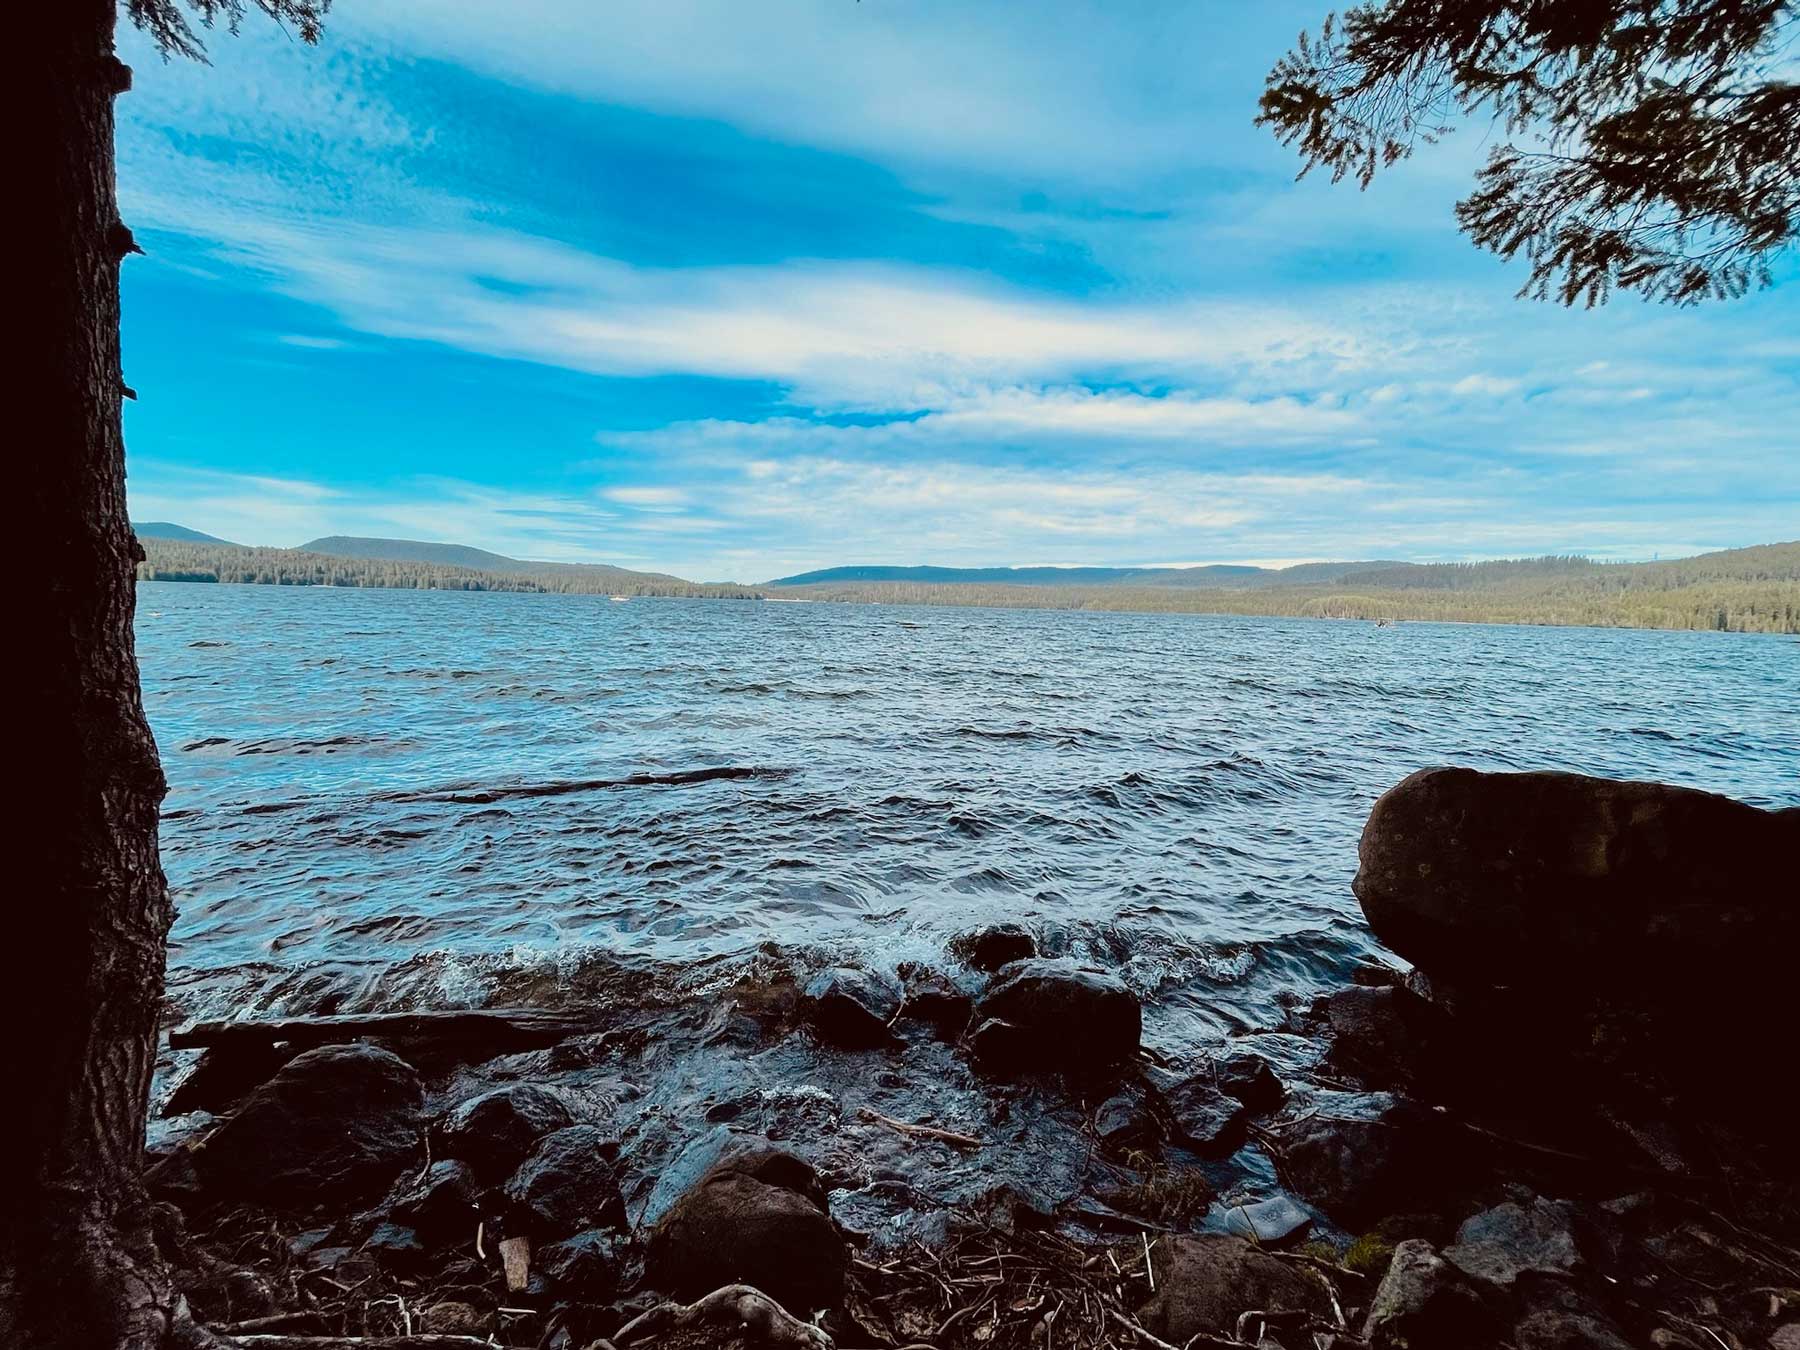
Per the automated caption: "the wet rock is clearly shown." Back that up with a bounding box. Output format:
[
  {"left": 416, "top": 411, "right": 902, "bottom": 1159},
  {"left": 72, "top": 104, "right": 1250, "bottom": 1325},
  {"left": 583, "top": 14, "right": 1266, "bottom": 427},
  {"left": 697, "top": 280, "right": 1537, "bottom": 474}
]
[
  {"left": 436, "top": 1083, "right": 577, "bottom": 1180},
  {"left": 1211, "top": 1047, "right": 1285, "bottom": 1113},
  {"left": 1134, "top": 1235, "right": 1331, "bottom": 1342},
  {"left": 502, "top": 1124, "right": 626, "bottom": 1240},
  {"left": 362, "top": 1221, "right": 426, "bottom": 1269},
  {"left": 391, "top": 1159, "right": 481, "bottom": 1244},
  {"left": 970, "top": 958, "right": 1140, "bottom": 1074},
  {"left": 1094, "top": 1083, "right": 1163, "bottom": 1153},
  {"left": 1326, "top": 984, "right": 1450, "bottom": 1089},
  {"left": 803, "top": 966, "right": 901, "bottom": 1048},
  {"left": 894, "top": 966, "right": 973, "bottom": 1039},
  {"left": 1353, "top": 768, "right": 1799, "bottom": 999},
  {"left": 1164, "top": 1076, "right": 1248, "bottom": 1156},
  {"left": 164, "top": 1040, "right": 300, "bottom": 1118},
  {"left": 950, "top": 922, "right": 1037, "bottom": 972},
  {"left": 1363, "top": 1239, "right": 1501, "bottom": 1350},
  {"left": 1221, "top": 1194, "right": 1313, "bottom": 1245},
  {"left": 640, "top": 1128, "right": 828, "bottom": 1231},
  {"left": 646, "top": 1143, "right": 846, "bottom": 1313},
  {"left": 1446, "top": 1196, "right": 1583, "bottom": 1287},
  {"left": 538, "top": 1228, "right": 625, "bottom": 1300},
  {"left": 192, "top": 1043, "right": 423, "bottom": 1206},
  {"left": 1278, "top": 1094, "right": 1463, "bottom": 1230}
]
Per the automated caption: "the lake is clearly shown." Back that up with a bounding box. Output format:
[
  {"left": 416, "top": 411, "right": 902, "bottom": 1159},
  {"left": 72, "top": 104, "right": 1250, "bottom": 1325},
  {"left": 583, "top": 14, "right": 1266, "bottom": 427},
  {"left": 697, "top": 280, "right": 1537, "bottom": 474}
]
[{"left": 137, "top": 582, "right": 1799, "bottom": 1057}]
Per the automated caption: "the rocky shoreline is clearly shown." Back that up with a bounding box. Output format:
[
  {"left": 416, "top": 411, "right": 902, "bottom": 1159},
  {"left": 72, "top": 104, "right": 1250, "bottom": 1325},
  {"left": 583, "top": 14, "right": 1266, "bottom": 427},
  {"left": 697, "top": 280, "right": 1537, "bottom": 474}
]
[{"left": 144, "top": 768, "right": 1799, "bottom": 1349}]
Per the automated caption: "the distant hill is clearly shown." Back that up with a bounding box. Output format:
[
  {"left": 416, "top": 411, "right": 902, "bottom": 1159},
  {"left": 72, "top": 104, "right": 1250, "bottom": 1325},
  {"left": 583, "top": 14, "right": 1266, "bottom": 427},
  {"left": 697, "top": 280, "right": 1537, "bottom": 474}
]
[
  {"left": 132, "top": 521, "right": 240, "bottom": 547},
  {"left": 765, "top": 543, "right": 1800, "bottom": 634},
  {"left": 769, "top": 560, "right": 1400, "bottom": 589},
  {"left": 300, "top": 536, "right": 534, "bottom": 572}
]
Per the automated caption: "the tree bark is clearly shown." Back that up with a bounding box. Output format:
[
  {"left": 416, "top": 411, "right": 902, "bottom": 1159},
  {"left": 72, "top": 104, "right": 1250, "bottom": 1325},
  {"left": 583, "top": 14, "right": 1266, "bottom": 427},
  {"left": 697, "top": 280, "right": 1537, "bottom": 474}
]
[{"left": 4, "top": 3, "right": 182, "bottom": 1346}]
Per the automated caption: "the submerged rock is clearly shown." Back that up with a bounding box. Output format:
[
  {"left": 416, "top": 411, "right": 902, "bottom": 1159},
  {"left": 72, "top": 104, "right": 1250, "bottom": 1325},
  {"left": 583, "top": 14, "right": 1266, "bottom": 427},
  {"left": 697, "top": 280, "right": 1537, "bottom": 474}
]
[
  {"left": 1353, "top": 767, "right": 1799, "bottom": 998},
  {"left": 1363, "top": 1239, "right": 1500, "bottom": 1350},
  {"left": 436, "top": 1083, "right": 577, "bottom": 1180},
  {"left": 804, "top": 966, "right": 901, "bottom": 1048},
  {"left": 950, "top": 923, "right": 1037, "bottom": 972},
  {"left": 502, "top": 1124, "right": 626, "bottom": 1240},
  {"left": 646, "top": 1142, "right": 846, "bottom": 1313},
  {"left": 970, "top": 958, "right": 1140, "bottom": 1074},
  {"left": 1134, "top": 1235, "right": 1330, "bottom": 1342},
  {"left": 193, "top": 1043, "right": 423, "bottom": 1207}
]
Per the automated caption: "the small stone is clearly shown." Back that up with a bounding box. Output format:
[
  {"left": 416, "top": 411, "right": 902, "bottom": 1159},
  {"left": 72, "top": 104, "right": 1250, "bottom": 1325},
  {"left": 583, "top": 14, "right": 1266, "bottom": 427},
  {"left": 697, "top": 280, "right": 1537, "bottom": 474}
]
[
  {"left": 950, "top": 923, "right": 1037, "bottom": 972},
  {"left": 804, "top": 966, "right": 901, "bottom": 1048},
  {"left": 1221, "top": 1195, "right": 1313, "bottom": 1245},
  {"left": 419, "top": 1302, "right": 485, "bottom": 1336},
  {"left": 1164, "top": 1077, "right": 1248, "bottom": 1156},
  {"left": 390, "top": 1159, "right": 480, "bottom": 1244},
  {"left": 1211, "top": 1047, "right": 1285, "bottom": 1113},
  {"left": 537, "top": 1228, "right": 625, "bottom": 1300},
  {"left": 362, "top": 1222, "right": 425, "bottom": 1269},
  {"left": 502, "top": 1125, "right": 626, "bottom": 1240},
  {"left": 1094, "top": 1085, "right": 1163, "bottom": 1152},
  {"left": 436, "top": 1084, "right": 577, "bottom": 1180},
  {"left": 894, "top": 967, "right": 974, "bottom": 1038}
]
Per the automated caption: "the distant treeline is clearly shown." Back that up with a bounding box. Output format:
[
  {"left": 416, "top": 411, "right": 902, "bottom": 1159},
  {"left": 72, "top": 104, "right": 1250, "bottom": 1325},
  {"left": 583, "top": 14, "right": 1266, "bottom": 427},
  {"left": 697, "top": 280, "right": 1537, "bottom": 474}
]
[
  {"left": 137, "top": 540, "right": 764, "bottom": 599},
  {"left": 776, "top": 543, "right": 1800, "bottom": 634}
]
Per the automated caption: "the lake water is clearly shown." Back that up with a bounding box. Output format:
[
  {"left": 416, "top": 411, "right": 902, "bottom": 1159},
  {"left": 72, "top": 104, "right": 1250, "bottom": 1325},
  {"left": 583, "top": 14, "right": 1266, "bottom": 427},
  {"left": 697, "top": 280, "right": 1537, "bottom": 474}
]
[{"left": 137, "top": 582, "right": 1799, "bottom": 1056}]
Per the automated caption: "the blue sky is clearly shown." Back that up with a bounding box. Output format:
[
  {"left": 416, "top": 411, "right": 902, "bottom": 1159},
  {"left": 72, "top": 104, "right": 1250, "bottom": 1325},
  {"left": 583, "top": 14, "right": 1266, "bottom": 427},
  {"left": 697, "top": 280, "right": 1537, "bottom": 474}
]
[{"left": 118, "top": 1, "right": 1798, "bottom": 581}]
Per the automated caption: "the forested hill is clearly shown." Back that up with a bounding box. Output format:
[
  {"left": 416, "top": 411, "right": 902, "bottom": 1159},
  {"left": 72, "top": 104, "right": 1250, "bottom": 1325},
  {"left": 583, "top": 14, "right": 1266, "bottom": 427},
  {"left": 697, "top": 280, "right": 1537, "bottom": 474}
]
[
  {"left": 132, "top": 521, "right": 240, "bottom": 546},
  {"left": 136, "top": 537, "right": 762, "bottom": 599},
  {"left": 770, "top": 543, "right": 1800, "bottom": 634}
]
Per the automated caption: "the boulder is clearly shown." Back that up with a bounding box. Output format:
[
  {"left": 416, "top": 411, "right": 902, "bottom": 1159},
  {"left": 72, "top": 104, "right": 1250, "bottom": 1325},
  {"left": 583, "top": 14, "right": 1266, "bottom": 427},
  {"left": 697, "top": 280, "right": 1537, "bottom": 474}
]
[
  {"left": 164, "top": 1041, "right": 299, "bottom": 1118},
  {"left": 1446, "top": 1197, "right": 1583, "bottom": 1287},
  {"left": 646, "top": 1144, "right": 845, "bottom": 1313},
  {"left": 1278, "top": 1094, "right": 1465, "bottom": 1230},
  {"left": 1353, "top": 768, "right": 1799, "bottom": 998},
  {"left": 436, "top": 1083, "right": 577, "bottom": 1180},
  {"left": 390, "top": 1159, "right": 481, "bottom": 1244},
  {"left": 640, "top": 1128, "right": 828, "bottom": 1231},
  {"left": 894, "top": 966, "right": 973, "bottom": 1039},
  {"left": 950, "top": 923, "right": 1037, "bottom": 972},
  {"left": 502, "top": 1124, "right": 626, "bottom": 1240},
  {"left": 192, "top": 1044, "right": 423, "bottom": 1207},
  {"left": 1134, "top": 1235, "right": 1330, "bottom": 1342},
  {"left": 1363, "top": 1239, "right": 1501, "bottom": 1350},
  {"left": 1163, "top": 1076, "right": 1248, "bottom": 1156},
  {"left": 970, "top": 959, "right": 1140, "bottom": 1074},
  {"left": 803, "top": 966, "right": 900, "bottom": 1048}
]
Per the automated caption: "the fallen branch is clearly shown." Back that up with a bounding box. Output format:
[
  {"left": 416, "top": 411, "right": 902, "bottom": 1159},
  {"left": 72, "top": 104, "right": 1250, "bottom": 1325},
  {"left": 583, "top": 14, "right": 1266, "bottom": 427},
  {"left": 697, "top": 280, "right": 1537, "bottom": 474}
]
[
  {"left": 228, "top": 1337, "right": 495, "bottom": 1349},
  {"left": 857, "top": 1106, "right": 981, "bottom": 1150}
]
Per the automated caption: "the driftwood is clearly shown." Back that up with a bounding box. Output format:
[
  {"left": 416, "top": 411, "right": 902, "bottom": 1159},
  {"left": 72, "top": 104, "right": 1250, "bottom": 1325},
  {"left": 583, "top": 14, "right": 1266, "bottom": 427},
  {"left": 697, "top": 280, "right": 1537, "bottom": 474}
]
[
  {"left": 228, "top": 1338, "right": 497, "bottom": 1349},
  {"left": 608, "top": 1284, "right": 833, "bottom": 1348},
  {"left": 170, "top": 1007, "right": 596, "bottom": 1053}
]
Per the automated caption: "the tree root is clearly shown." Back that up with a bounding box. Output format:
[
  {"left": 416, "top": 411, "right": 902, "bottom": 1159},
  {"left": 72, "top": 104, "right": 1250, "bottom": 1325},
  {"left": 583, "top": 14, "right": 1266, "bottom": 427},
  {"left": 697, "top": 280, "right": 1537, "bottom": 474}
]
[{"left": 608, "top": 1284, "right": 833, "bottom": 1349}]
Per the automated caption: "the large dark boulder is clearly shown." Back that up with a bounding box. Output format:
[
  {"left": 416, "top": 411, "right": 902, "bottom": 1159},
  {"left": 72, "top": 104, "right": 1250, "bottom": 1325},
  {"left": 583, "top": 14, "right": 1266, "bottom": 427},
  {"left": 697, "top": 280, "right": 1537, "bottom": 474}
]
[
  {"left": 502, "top": 1124, "right": 626, "bottom": 1240},
  {"left": 970, "top": 958, "right": 1140, "bottom": 1074},
  {"left": 1354, "top": 768, "right": 1799, "bottom": 995},
  {"left": 1134, "top": 1235, "right": 1331, "bottom": 1342},
  {"left": 435, "top": 1083, "right": 577, "bottom": 1180},
  {"left": 192, "top": 1044, "right": 423, "bottom": 1207},
  {"left": 950, "top": 923, "right": 1037, "bottom": 972},
  {"left": 645, "top": 1142, "right": 845, "bottom": 1313}
]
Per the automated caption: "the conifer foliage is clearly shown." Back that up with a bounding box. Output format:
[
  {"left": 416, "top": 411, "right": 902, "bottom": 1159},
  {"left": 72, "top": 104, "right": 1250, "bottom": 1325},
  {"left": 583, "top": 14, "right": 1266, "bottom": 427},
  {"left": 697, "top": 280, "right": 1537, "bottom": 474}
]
[{"left": 1259, "top": 1, "right": 1800, "bottom": 303}]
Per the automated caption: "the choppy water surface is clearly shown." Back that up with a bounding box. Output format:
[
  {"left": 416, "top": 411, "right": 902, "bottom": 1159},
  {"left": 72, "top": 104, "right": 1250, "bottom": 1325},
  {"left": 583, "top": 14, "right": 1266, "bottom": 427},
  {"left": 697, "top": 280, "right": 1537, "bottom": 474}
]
[{"left": 138, "top": 583, "right": 1798, "bottom": 1054}]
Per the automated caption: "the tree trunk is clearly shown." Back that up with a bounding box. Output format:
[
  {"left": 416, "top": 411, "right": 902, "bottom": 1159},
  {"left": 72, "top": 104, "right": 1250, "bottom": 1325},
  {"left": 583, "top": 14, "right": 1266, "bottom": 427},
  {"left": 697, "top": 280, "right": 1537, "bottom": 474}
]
[{"left": 4, "top": 3, "right": 182, "bottom": 1346}]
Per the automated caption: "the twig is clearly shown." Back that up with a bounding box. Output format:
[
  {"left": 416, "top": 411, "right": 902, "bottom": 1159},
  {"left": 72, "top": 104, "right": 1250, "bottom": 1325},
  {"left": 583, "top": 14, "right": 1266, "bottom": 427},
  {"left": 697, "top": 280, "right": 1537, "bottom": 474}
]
[{"left": 857, "top": 1106, "right": 982, "bottom": 1149}]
